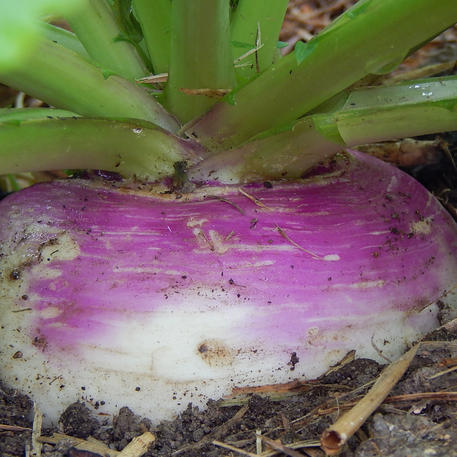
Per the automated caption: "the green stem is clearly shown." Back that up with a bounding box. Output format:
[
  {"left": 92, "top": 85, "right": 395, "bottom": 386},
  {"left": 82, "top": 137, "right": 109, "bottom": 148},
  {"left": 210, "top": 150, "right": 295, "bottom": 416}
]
[
  {"left": 0, "top": 117, "right": 202, "bottom": 181},
  {"left": 165, "top": 0, "right": 235, "bottom": 123},
  {"left": 133, "top": 0, "right": 171, "bottom": 74},
  {"left": 41, "top": 23, "right": 90, "bottom": 59},
  {"left": 0, "top": 108, "right": 80, "bottom": 122},
  {"left": 188, "top": 76, "right": 457, "bottom": 182},
  {"left": 187, "top": 0, "right": 457, "bottom": 150},
  {"left": 334, "top": 78, "right": 457, "bottom": 144},
  {"left": 0, "top": 37, "right": 179, "bottom": 132},
  {"left": 188, "top": 116, "right": 342, "bottom": 183},
  {"left": 230, "top": 0, "right": 288, "bottom": 83},
  {"left": 65, "top": 0, "right": 148, "bottom": 80}
]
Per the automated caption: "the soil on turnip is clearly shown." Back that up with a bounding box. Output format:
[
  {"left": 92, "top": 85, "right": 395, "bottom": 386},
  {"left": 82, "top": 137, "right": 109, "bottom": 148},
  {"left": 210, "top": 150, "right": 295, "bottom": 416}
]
[{"left": 2, "top": 2, "right": 457, "bottom": 456}]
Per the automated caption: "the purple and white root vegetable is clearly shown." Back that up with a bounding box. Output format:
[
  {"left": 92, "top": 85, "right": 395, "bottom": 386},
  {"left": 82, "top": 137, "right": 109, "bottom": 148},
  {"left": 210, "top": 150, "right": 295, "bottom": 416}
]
[{"left": 1, "top": 150, "right": 456, "bottom": 422}]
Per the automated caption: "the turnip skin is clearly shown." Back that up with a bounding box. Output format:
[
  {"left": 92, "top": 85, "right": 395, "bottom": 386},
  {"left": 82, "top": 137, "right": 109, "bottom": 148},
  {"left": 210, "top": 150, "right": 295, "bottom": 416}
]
[{"left": 0, "top": 150, "right": 456, "bottom": 422}]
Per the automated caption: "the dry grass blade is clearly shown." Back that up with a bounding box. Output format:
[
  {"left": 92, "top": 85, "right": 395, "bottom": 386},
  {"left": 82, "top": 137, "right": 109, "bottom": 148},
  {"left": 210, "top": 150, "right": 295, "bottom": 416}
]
[
  {"left": 179, "top": 88, "right": 232, "bottom": 98},
  {"left": 443, "top": 317, "right": 457, "bottom": 332},
  {"left": 234, "top": 43, "right": 265, "bottom": 64},
  {"left": 136, "top": 73, "right": 168, "bottom": 84},
  {"left": 118, "top": 432, "right": 155, "bottom": 457},
  {"left": 428, "top": 365, "right": 457, "bottom": 380},
  {"left": 256, "top": 429, "right": 263, "bottom": 454},
  {"left": 276, "top": 225, "right": 322, "bottom": 259},
  {"left": 238, "top": 188, "right": 270, "bottom": 209},
  {"left": 209, "top": 195, "right": 246, "bottom": 215},
  {"left": 320, "top": 344, "right": 419, "bottom": 455},
  {"left": 31, "top": 403, "right": 43, "bottom": 457},
  {"left": 323, "top": 351, "right": 356, "bottom": 376},
  {"left": 212, "top": 440, "right": 260, "bottom": 457},
  {"left": 288, "top": 381, "right": 375, "bottom": 434}
]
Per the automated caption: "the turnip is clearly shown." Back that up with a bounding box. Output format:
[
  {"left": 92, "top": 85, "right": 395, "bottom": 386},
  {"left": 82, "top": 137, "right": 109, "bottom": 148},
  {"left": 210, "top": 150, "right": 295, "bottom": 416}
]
[{"left": 0, "top": 0, "right": 457, "bottom": 423}]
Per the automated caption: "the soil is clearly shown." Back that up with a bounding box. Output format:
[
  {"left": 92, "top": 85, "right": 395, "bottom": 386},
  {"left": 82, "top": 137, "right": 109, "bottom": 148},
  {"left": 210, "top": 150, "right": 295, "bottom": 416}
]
[
  {"left": 2, "top": 328, "right": 457, "bottom": 457},
  {"left": 2, "top": 1, "right": 457, "bottom": 456}
]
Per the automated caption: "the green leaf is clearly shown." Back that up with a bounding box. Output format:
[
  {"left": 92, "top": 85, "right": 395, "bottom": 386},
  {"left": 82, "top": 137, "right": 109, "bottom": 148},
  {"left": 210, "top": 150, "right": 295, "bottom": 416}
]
[
  {"left": 226, "top": 92, "right": 237, "bottom": 106},
  {"left": 0, "top": 0, "right": 83, "bottom": 71},
  {"left": 7, "top": 175, "right": 21, "bottom": 192},
  {"left": 112, "top": 0, "right": 143, "bottom": 43},
  {"left": 294, "top": 40, "right": 317, "bottom": 65},
  {"left": 276, "top": 41, "right": 288, "bottom": 48}
]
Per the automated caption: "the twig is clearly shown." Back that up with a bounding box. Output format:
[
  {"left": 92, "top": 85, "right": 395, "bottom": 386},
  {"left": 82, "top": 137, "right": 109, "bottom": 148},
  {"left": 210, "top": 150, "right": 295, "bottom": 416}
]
[
  {"left": 173, "top": 405, "right": 248, "bottom": 455},
  {"left": 300, "top": 449, "right": 325, "bottom": 457},
  {"left": 260, "top": 436, "right": 307, "bottom": 457},
  {"left": 317, "top": 391, "right": 457, "bottom": 415},
  {"left": 320, "top": 344, "right": 419, "bottom": 455},
  {"left": 388, "top": 391, "right": 457, "bottom": 402},
  {"left": 262, "top": 440, "right": 322, "bottom": 457},
  {"left": 0, "top": 424, "right": 32, "bottom": 432},
  {"left": 438, "top": 357, "right": 457, "bottom": 367}
]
